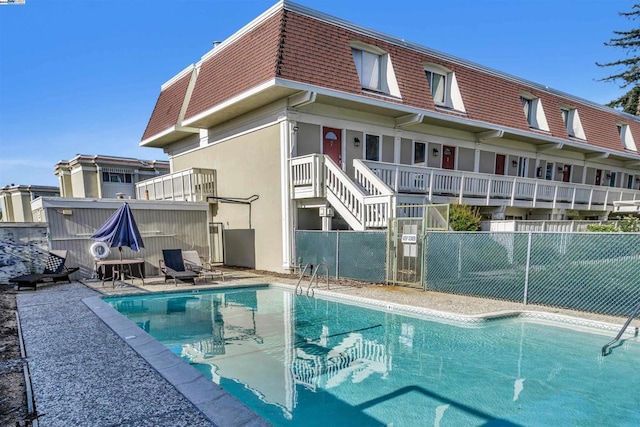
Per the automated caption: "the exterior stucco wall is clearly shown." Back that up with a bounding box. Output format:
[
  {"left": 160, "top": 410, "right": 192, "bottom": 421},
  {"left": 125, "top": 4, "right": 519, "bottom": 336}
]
[
  {"left": 479, "top": 151, "right": 494, "bottom": 174},
  {"left": 70, "top": 169, "right": 87, "bottom": 198},
  {"left": 296, "top": 123, "right": 320, "bottom": 156},
  {"left": 457, "top": 147, "right": 474, "bottom": 172},
  {"left": 382, "top": 136, "right": 394, "bottom": 163},
  {"left": 11, "top": 192, "right": 30, "bottom": 222},
  {"left": 83, "top": 168, "right": 100, "bottom": 198},
  {"left": 171, "top": 124, "right": 285, "bottom": 272}
]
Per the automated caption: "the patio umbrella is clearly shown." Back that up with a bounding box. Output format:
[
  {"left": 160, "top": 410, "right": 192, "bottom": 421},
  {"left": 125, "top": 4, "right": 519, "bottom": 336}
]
[{"left": 91, "top": 202, "right": 144, "bottom": 260}]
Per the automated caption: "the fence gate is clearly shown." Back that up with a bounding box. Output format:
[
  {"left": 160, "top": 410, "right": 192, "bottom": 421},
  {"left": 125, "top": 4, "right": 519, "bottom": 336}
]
[
  {"left": 387, "top": 217, "right": 425, "bottom": 288},
  {"left": 386, "top": 204, "right": 449, "bottom": 288}
]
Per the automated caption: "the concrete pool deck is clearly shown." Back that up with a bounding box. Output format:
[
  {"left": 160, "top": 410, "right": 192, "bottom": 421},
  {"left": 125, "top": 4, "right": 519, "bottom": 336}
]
[{"left": 16, "top": 270, "right": 636, "bottom": 426}]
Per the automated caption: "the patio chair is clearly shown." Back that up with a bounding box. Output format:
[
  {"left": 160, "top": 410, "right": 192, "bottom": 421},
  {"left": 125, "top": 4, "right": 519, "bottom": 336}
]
[
  {"left": 160, "top": 249, "right": 198, "bottom": 286},
  {"left": 182, "top": 250, "right": 224, "bottom": 283},
  {"left": 9, "top": 250, "right": 80, "bottom": 290}
]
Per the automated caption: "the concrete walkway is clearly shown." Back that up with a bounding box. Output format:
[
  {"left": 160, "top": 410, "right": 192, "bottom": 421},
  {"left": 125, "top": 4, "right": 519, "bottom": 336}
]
[{"left": 17, "top": 283, "right": 214, "bottom": 426}]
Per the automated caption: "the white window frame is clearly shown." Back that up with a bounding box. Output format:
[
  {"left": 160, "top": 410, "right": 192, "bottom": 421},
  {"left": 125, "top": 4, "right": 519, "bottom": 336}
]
[
  {"left": 350, "top": 43, "right": 401, "bottom": 98},
  {"left": 425, "top": 70, "right": 447, "bottom": 105},
  {"left": 424, "top": 63, "right": 466, "bottom": 112},
  {"left": 352, "top": 48, "right": 382, "bottom": 91},
  {"left": 520, "top": 93, "right": 549, "bottom": 131},
  {"left": 617, "top": 123, "right": 637, "bottom": 152},
  {"left": 517, "top": 158, "right": 528, "bottom": 178},
  {"left": 560, "top": 105, "right": 586, "bottom": 139},
  {"left": 364, "top": 134, "right": 381, "bottom": 161},
  {"left": 413, "top": 141, "right": 426, "bottom": 165}
]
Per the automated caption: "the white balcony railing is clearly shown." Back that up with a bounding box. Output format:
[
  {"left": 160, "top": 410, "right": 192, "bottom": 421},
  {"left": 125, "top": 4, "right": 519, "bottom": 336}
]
[
  {"left": 291, "top": 154, "right": 394, "bottom": 230},
  {"left": 361, "top": 160, "right": 640, "bottom": 210},
  {"left": 135, "top": 168, "right": 216, "bottom": 202}
]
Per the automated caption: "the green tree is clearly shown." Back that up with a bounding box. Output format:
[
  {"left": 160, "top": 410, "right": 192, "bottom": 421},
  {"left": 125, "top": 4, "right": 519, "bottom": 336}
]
[
  {"left": 597, "top": 4, "right": 640, "bottom": 115},
  {"left": 448, "top": 203, "right": 481, "bottom": 231}
]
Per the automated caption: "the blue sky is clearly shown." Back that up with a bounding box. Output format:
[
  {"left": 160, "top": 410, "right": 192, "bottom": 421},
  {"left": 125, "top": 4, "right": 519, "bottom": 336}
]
[{"left": 0, "top": 0, "right": 634, "bottom": 187}]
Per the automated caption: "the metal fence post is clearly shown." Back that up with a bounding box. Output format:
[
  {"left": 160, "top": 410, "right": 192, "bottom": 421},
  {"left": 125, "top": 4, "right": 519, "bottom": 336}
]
[
  {"left": 523, "top": 232, "right": 532, "bottom": 305},
  {"left": 335, "top": 230, "right": 340, "bottom": 280}
]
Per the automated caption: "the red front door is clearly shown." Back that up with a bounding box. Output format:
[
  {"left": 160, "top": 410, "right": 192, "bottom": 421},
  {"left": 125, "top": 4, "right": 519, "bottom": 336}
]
[
  {"left": 495, "top": 154, "right": 505, "bottom": 175},
  {"left": 595, "top": 169, "right": 602, "bottom": 186},
  {"left": 442, "top": 145, "right": 455, "bottom": 170},
  {"left": 563, "top": 165, "right": 571, "bottom": 182},
  {"left": 322, "top": 127, "right": 342, "bottom": 166}
]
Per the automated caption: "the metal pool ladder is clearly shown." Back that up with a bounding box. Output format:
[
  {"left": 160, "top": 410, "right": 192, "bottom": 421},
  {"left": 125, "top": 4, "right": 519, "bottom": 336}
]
[
  {"left": 295, "top": 263, "right": 329, "bottom": 297},
  {"left": 602, "top": 299, "right": 640, "bottom": 356}
]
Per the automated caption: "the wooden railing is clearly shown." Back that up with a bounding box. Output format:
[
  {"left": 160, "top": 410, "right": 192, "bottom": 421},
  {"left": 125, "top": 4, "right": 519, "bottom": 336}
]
[
  {"left": 362, "top": 160, "right": 640, "bottom": 209},
  {"left": 291, "top": 155, "right": 394, "bottom": 230},
  {"left": 135, "top": 168, "right": 216, "bottom": 202}
]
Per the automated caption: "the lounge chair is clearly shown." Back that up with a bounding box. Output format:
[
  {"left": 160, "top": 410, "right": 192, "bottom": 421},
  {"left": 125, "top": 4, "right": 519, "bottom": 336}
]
[
  {"left": 160, "top": 249, "right": 198, "bottom": 285},
  {"left": 182, "top": 250, "right": 224, "bottom": 283},
  {"left": 9, "top": 250, "right": 80, "bottom": 290}
]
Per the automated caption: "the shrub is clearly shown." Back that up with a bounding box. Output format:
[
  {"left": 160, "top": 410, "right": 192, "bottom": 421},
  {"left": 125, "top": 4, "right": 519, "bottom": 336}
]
[
  {"left": 586, "top": 224, "right": 619, "bottom": 232},
  {"left": 449, "top": 203, "right": 481, "bottom": 231},
  {"left": 618, "top": 215, "right": 640, "bottom": 232}
]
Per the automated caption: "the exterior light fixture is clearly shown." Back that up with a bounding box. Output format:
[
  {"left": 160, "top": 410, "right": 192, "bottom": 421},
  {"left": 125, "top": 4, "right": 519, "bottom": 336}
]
[
  {"left": 354, "top": 137, "right": 360, "bottom": 147},
  {"left": 432, "top": 148, "right": 439, "bottom": 156},
  {"left": 512, "top": 160, "right": 518, "bottom": 167}
]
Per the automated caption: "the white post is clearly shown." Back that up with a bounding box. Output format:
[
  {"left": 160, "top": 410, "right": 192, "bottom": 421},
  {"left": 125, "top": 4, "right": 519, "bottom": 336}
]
[{"left": 523, "top": 232, "right": 532, "bottom": 305}]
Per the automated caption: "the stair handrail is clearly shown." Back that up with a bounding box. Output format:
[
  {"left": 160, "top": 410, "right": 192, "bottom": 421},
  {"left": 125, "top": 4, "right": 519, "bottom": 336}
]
[
  {"left": 353, "top": 159, "right": 394, "bottom": 196},
  {"left": 602, "top": 299, "right": 640, "bottom": 356},
  {"left": 295, "top": 263, "right": 313, "bottom": 295},
  {"left": 306, "top": 263, "right": 329, "bottom": 297}
]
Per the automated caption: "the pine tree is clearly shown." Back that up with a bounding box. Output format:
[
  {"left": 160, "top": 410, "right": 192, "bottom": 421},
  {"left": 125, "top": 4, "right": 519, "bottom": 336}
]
[{"left": 597, "top": 4, "right": 640, "bottom": 115}]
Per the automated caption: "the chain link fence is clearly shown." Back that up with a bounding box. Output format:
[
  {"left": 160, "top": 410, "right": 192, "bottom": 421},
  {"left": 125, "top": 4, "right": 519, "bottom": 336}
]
[
  {"left": 425, "top": 231, "right": 640, "bottom": 316},
  {"left": 295, "top": 231, "right": 386, "bottom": 283}
]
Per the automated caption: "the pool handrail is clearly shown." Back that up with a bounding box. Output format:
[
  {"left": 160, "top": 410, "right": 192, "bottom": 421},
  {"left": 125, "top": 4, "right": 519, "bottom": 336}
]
[
  {"left": 602, "top": 299, "right": 640, "bottom": 356},
  {"left": 306, "top": 263, "right": 330, "bottom": 297},
  {"left": 295, "top": 263, "right": 313, "bottom": 295}
]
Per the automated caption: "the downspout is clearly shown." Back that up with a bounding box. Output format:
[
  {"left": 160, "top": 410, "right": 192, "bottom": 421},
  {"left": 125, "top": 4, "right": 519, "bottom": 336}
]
[{"left": 94, "top": 156, "right": 103, "bottom": 199}]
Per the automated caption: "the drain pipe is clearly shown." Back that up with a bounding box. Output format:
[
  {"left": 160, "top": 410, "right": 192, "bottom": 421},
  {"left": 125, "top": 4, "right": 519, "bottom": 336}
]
[{"left": 206, "top": 195, "right": 259, "bottom": 229}]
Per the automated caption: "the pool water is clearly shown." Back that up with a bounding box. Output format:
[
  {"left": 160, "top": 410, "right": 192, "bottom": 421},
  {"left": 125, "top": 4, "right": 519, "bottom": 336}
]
[{"left": 106, "top": 286, "right": 640, "bottom": 426}]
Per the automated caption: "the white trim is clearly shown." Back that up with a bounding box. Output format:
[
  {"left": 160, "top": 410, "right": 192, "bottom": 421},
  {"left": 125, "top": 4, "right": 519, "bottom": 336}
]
[
  {"left": 199, "top": 1, "right": 284, "bottom": 64},
  {"left": 140, "top": 126, "right": 177, "bottom": 147},
  {"left": 177, "top": 68, "right": 199, "bottom": 125},
  {"left": 32, "top": 197, "right": 209, "bottom": 211},
  {"left": 161, "top": 64, "right": 196, "bottom": 91},
  {"left": 182, "top": 79, "right": 278, "bottom": 127},
  {"left": 280, "top": 119, "right": 293, "bottom": 269}
]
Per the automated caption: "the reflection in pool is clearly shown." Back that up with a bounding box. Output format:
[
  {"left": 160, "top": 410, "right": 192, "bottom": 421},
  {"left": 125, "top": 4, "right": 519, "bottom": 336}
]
[{"left": 106, "top": 286, "right": 640, "bottom": 427}]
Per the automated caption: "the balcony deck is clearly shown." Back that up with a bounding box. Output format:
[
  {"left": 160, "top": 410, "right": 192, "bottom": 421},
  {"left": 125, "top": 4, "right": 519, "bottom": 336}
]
[
  {"left": 291, "top": 155, "right": 640, "bottom": 211},
  {"left": 136, "top": 168, "right": 216, "bottom": 202}
]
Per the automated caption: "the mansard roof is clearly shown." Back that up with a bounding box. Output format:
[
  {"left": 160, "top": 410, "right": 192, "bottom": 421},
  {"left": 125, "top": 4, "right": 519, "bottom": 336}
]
[{"left": 141, "top": 0, "right": 640, "bottom": 158}]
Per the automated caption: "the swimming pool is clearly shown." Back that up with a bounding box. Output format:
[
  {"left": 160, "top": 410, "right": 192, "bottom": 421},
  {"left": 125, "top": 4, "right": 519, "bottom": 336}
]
[{"left": 104, "top": 285, "right": 640, "bottom": 426}]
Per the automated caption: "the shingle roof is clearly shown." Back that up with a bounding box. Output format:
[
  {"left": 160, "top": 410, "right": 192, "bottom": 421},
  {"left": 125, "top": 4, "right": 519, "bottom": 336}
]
[
  {"left": 141, "top": 1, "right": 640, "bottom": 157},
  {"left": 141, "top": 69, "right": 193, "bottom": 142},
  {"left": 184, "top": 11, "right": 283, "bottom": 121}
]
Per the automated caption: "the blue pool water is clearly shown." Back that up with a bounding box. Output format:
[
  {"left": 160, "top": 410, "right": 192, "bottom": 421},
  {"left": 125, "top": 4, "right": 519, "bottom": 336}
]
[{"left": 105, "top": 286, "right": 640, "bottom": 426}]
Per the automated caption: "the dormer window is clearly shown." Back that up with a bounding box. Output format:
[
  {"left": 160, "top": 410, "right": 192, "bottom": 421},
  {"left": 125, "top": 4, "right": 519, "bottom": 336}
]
[
  {"left": 617, "top": 123, "right": 637, "bottom": 151},
  {"left": 425, "top": 70, "right": 446, "bottom": 104},
  {"left": 352, "top": 48, "right": 381, "bottom": 91},
  {"left": 520, "top": 93, "right": 549, "bottom": 131},
  {"left": 424, "top": 63, "right": 465, "bottom": 112},
  {"left": 351, "top": 43, "right": 401, "bottom": 98},
  {"left": 560, "top": 106, "right": 586, "bottom": 139}
]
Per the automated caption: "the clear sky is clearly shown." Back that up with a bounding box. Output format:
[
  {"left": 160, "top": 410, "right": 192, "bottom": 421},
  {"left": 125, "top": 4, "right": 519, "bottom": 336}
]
[{"left": 0, "top": 0, "right": 635, "bottom": 187}]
